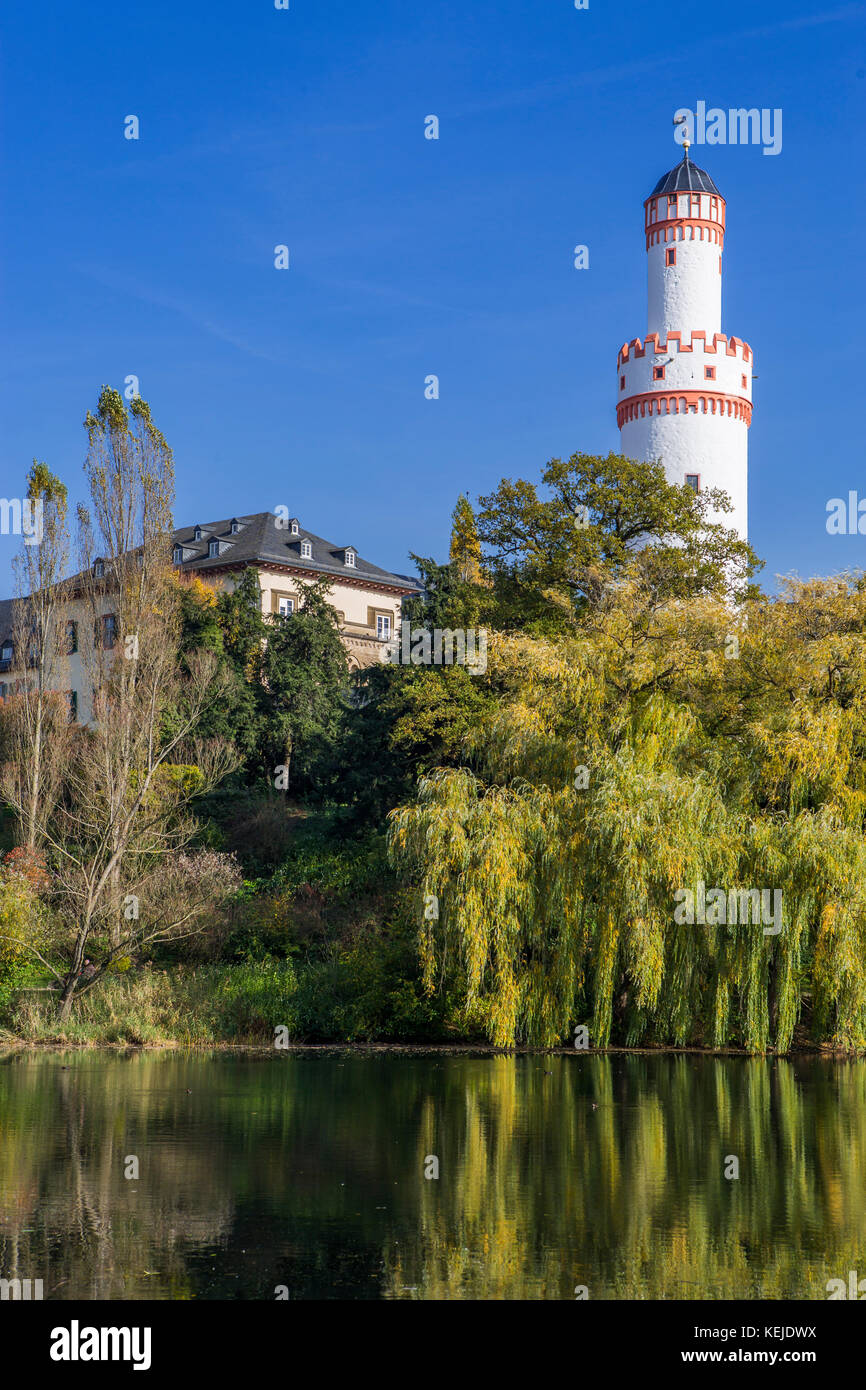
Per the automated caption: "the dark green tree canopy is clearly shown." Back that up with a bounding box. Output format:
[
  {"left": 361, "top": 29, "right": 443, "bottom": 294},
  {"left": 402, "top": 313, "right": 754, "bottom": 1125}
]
[{"left": 477, "top": 451, "right": 761, "bottom": 611}]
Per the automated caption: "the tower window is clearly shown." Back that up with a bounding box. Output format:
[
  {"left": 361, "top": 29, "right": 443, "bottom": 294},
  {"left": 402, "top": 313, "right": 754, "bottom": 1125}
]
[
  {"left": 650, "top": 198, "right": 658, "bottom": 220},
  {"left": 653, "top": 365, "right": 666, "bottom": 381},
  {"left": 741, "top": 373, "right": 747, "bottom": 389},
  {"left": 690, "top": 193, "right": 701, "bottom": 217},
  {"left": 620, "top": 375, "right": 625, "bottom": 391},
  {"left": 704, "top": 366, "right": 716, "bottom": 380},
  {"left": 685, "top": 474, "right": 700, "bottom": 493},
  {"left": 719, "top": 254, "right": 722, "bottom": 274},
  {"left": 665, "top": 247, "right": 676, "bottom": 266},
  {"left": 710, "top": 196, "right": 719, "bottom": 219},
  {"left": 667, "top": 194, "right": 677, "bottom": 217}
]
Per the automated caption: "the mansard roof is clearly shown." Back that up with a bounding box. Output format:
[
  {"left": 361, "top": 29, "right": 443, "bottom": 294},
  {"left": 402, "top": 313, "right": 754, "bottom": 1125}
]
[{"left": 172, "top": 512, "right": 422, "bottom": 592}]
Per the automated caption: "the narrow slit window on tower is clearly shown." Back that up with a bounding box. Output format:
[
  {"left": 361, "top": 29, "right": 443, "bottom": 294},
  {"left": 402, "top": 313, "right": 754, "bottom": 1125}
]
[
  {"left": 685, "top": 474, "right": 700, "bottom": 493},
  {"left": 690, "top": 193, "right": 701, "bottom": 217},
  {"left": 710, "top": 196, "right": 719, "bottom": 219},
  {"left": 741, "top": 373, "right": 747, "bottom": 389},
  {"left": 704, "top": 366, "right": 716, "bottom": 380},
  {"left": 620, "top": 375, "right": 625, "bottom": 391},
  {"left": 665, "top": 247, "right": 676, "bottom": 266},
  {"left": 667, "top": 194, "right": 677, "bottom": 217}
]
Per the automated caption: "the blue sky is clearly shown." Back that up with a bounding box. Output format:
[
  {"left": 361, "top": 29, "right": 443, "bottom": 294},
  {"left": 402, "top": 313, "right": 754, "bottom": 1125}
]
[{"left": 1, "top": 0, "right": 864, "bottom": 593}]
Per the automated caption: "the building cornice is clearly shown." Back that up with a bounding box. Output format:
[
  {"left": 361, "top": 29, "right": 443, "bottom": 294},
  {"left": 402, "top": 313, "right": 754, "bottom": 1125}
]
[
  {"left": 185, "top": 559, "right": 420, "bottom": 598},
  {"left": 617, "top": 388, "right": 753, "bottom": 429}
]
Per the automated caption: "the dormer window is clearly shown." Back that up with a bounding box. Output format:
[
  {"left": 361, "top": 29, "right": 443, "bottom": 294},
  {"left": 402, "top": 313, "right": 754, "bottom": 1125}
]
[
  {"left": 93, "top": 560, "right": 105, "bottom": 578},
  {"left": 300, "top": 540, "right": 312, "bottom": 560},
  {"left": 173, "top": 545, "right": 183, "bottom": 565},
  {"left": 290, "top": 519, "right": 300, "bottom": 536},
  {"left": 230, "top": 519, "right": 241, "bottom": 535},
  {"left": 194, "top": 526, "right": 202, "bottom": 541},
  {"left": 344, "top": 549, "right": 356, "bottom": 568},
  {"left": 208, "top": 540, "right": 220, "bottom": 557}
]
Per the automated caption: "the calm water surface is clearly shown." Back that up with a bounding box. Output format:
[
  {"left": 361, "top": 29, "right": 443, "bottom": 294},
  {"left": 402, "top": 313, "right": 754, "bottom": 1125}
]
[{"left": 0, "top": 1050, "right": 863, "bottom": 1299}]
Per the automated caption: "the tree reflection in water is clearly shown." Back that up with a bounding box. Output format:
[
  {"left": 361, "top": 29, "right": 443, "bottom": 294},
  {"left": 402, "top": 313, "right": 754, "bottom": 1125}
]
[{"left": 0, "top": 1051, "right": 861, "bottom": 1299}]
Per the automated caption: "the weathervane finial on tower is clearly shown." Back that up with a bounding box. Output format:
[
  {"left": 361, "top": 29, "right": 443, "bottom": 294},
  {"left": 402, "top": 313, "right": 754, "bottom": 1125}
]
[{"left": 673, "top": 112, "right": 690, "bottom": 158}]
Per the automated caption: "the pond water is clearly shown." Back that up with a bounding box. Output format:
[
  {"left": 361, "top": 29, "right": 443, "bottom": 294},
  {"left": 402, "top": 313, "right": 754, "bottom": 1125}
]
[{"left": 0, "top": 1050, "right": 861, "bottom": 1300}]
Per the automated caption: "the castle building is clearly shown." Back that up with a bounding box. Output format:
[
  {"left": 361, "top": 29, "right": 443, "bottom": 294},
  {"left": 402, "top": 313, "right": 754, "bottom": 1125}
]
[
  {"left": 616, "top": 147, "right": 752, "bottom": 539},
  {"left": 0, "top": 512, "right": 423, "bottom": 721},
  {"left": 169, "top": 511, "right": 422, "bottom": 672}
]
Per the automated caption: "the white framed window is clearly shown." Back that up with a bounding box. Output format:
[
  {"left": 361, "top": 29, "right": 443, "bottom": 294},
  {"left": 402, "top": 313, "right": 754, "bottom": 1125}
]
[
  {"left": 230, "top": 519, "right": 241, "bottom": 534},
  {"left": 301, "top": 540, "right": 312, "bottom": 559},
  {"left": 344, "top": 549, "right": 356, "bottom": 567},
  {"left": 685, "top": 474, "right": 700, "bottom": 493},
  {"left": 208, "top": 539, "right": 219, "bottom": 557},
  {"left": 278, "top": 597, "right": 294, "bottom": 616},
  {"left": 173, "top": 545, "right": 183, "bottom": 564},
  {"left": 93, "top": 560, "right": 105, "bottom": 578},
  {"left": 194, "top": 526, "right": 202, "bottom": 540},
  {"left": 376, "top": 614, "right": 392, "bottom": 640},
  {"left": 290, "top": 519, "right": 299, "bottom": 535}
]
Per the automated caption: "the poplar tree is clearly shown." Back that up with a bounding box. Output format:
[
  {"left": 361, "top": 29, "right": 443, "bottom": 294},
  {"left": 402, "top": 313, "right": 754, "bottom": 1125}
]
[
  {"left": 449, "top": 494, "right": 483, "bottom": 585},
  {"left": 6, "top": 463, "right": 71, "bottom": 852}
]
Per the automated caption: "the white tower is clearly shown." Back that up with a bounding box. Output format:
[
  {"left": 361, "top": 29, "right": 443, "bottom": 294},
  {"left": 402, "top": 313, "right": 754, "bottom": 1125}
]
[{"left": 617, "top": 148, "right": 752, "bottom": 539}]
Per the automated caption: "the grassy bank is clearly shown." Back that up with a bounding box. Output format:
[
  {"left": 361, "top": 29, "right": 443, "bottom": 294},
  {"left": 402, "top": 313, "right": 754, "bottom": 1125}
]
[
  {"left": 2, "top": 948, "right": 458, "bottom": 1047},
  {"left": 3, "top": 963, "right": 298, "bottom": 1045}
]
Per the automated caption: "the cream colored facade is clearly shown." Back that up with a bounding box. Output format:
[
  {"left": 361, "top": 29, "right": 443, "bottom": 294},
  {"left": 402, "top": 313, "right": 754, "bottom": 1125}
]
[
  {"left": 0, "top": 515, "right": 423, "bottom": 724},
  {"left": 215, "top": 563, "right": 413, "bottom": 672}
]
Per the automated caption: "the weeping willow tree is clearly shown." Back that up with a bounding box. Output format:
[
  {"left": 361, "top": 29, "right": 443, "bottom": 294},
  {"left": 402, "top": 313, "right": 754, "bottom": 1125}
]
[{"left": 388, "top": 572, "right": 866, "bottom": 1052}]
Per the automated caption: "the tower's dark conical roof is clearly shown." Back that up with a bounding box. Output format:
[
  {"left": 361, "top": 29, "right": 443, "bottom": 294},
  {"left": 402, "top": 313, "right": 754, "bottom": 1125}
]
[{"left": 649, "top": 154, "right": 721, "bottom": 198}]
